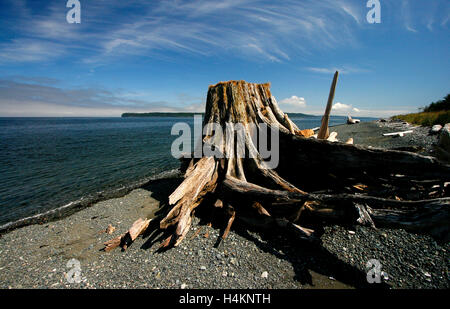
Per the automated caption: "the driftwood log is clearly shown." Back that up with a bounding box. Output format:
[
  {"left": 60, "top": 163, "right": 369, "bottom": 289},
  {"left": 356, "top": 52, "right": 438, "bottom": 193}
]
[{"left": 104, "top": 79, "right": 450, "bottom": 252}]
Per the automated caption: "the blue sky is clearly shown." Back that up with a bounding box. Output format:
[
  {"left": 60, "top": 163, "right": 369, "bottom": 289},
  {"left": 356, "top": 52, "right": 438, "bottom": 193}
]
[{"left": 0, "top": 0, "right": 448, "bottom": 117}]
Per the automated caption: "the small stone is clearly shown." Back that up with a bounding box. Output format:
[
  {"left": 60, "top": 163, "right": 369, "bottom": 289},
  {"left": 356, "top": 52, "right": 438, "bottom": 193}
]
[
  {"left": 329, "top": 276, "right": 336, "bottom": 281},
  {"left": 261, "top": 271, "right": 268, "bottom": 278},
  {"left": 181, "top": 283, "right": 187, "bottom": 289},
  {"left": 105, "top": 224, "right": 116, "bottom": 234},
  {"left": 222, "top": 271, "right": 228, "bottom": 277},
  {"left": 424, "top": 272, "right": 431, "bottom": 278},
  {"left": 348, "top": 230, "right": 356, "bottom": 235},
  {"left": 430, "top": 124, "right": 442, "bottom": 134},
  {"left": 200, "top": 266, "right": 206, "bottom": 271}
]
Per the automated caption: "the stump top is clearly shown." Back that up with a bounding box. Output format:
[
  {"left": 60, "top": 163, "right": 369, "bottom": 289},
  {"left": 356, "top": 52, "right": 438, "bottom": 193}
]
[{"left": 209, "top": 80, "right": 271, "bottom": 89}]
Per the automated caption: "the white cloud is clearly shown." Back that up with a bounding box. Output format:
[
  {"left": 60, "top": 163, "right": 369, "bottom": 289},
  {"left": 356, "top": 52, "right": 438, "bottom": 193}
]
[
  {"left": 332, "top": 102, "right": 352, "bottom": 111},
  {"left": 331, "top": 102, "right": 361, "bottom": 115},
  {"left": 279, "top": 96, "right": 306, "bottom": 107}
]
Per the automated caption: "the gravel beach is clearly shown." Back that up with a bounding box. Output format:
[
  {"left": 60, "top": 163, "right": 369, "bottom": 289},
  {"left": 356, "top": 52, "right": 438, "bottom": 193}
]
[{"left": 0, "top": 120, "right": 448, "bottom": 289}]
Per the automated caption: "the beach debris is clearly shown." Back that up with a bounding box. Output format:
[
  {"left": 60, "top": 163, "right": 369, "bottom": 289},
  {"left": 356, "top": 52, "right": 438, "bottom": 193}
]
[
  {"left": 204, "top": 222, "right": 212, "bottom": 238},
  {"left": 103, "top": 218, "right": 151, "bottom": 252},
  {"left": 284, "top": 114, "right": 296, "bottom": 134},
  {"left": 318, "top": 71, "right": 339, "bottom": 140},
  {"left": 391, "top": 146, "right": 424, "bottom": 153},
  {"left": 105, "top": 75, "right": 450, "bottom": 260},
  {"left": 347, "top": 115, "right": 360, "bottom": 124},
  {"left": 430, "top": 124, "right": 442, "bottom": 134},
  {"left": 438, "top": 123, "right": 450, "bottom": 152},
  {"left": 222, "top": 205, "right": 235, "bottom": 240},
  {"left": 261, "top": 271, "right": 268, "bottom": 278},
  {"left": 353, "top": 184, "right": 367, "bottom": 191},
  {"left": 214, "top": 199, "right": 223, "bottom": 208},
  {"left": 327, "top": 131, "right": 338, "bottom": 142},
  {"left": 105, "top": 224, "right": 116, "bottom": 234},
  {"left": 296, "top": 129, "right": 315, "bottom": 138},
  {"left": 382, "top": 130, "right": 413, "bottom": 137},
  {"left": 189, "top": 226, "right": 203, "bottom": 240},
  {"left": 345, "top": 138, "right": 354, "bottom": 144},
  {"left": 355, "top": 204, "right": 375, "bottom": 227}
]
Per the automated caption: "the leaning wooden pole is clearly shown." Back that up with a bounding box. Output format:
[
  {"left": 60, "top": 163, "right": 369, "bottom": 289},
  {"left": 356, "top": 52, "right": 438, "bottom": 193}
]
[{"left": 317, "top": 71, "right": 339, "bottom": 140}]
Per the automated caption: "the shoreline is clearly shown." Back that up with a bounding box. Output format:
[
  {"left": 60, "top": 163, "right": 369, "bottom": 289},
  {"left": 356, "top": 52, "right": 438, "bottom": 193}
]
[
  {"left": 0, "top": 119, "right": 378, "bottom": 235},
  {"left": 0, "top": 118, "right": 443, "bottom": 236},
  {"left": 0, "top": 169, "right": 182, "bottom": 235},
  {"left": 0, "top": 119, "right": 448, "bottom": 289}
]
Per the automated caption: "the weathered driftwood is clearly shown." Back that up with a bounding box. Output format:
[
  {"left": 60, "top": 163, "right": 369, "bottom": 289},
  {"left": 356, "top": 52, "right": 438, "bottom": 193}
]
[
  {"left": 105, "top": 78, "right": 450, "bottom": 253},
  {"left": 347, "top": 116, "right": 360, "bottom": 124},
  {"left": 317, "top": 71, "right": 339, "bottom": 140},
  {"left": 104, "top": 218, "right": 151, "bottom": 252},
  {"left": 383, "top": 130, "right": 414, "bottom": 137},
  {"left": 327, "top": 131, "right": 338, "bottom": 142}
]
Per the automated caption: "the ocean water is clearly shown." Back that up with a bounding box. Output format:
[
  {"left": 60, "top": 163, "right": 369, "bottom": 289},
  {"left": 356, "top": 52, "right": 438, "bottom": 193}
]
[{"left": 0, "top": 115, "right": 375, "bottom": 228}]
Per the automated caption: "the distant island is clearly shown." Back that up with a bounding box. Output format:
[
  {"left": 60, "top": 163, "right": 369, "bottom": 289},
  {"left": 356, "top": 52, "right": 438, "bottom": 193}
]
[
  {"left": 121, "top": 112, "right": 316, "bottom": 118},
  {"left": 121, "top": 112, "right": 204, "bottom": 117}
]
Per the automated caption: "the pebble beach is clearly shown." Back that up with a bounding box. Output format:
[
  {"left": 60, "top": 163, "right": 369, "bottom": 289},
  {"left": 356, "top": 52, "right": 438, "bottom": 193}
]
[{"left": 0, "top": 120, "right": 448, "bottom": 289}]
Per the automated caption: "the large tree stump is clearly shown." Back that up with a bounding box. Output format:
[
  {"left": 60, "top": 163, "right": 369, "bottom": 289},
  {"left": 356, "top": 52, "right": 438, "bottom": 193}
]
[{"left": 104, "top": 80, "right": 450, "bottom": 251}]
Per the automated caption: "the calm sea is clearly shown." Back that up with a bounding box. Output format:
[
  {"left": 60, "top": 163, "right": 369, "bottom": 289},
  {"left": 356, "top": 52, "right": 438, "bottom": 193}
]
[{"left": 0, "top": 115, "right": 375, "bottom": 229}]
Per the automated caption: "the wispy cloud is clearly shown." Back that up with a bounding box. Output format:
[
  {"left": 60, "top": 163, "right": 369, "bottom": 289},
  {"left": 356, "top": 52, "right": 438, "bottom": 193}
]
[
  {"left": 0, "top": 39, "right": 66, "bottom": 63},
  {"left": 307, "top": 66, "right": 370, "bottom": 75},
  {"left": 1, "top": 0, "right": 448, "bottom": 65},
  {"left": 0, "top": 0, "right": 368, "bottom": 64},
  {"left": 442, "top": 14, "right": 450, "bottom": 26},
  {"left": 339, "top": 2, "right": 361, "bottom": 24},
  {"left": 398, "top": 0, "right": 450, "bottom": 33}
]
